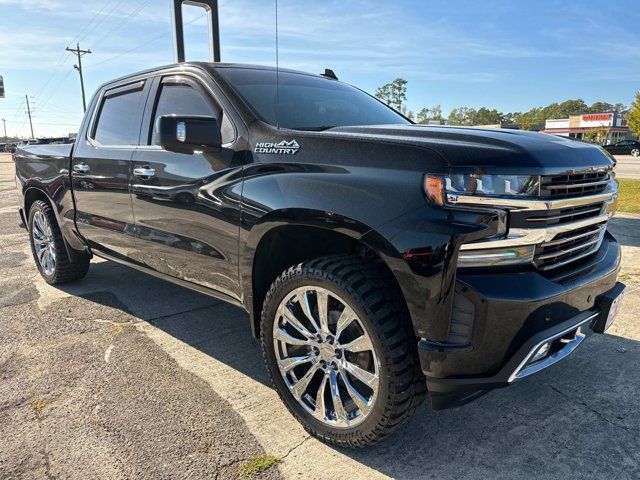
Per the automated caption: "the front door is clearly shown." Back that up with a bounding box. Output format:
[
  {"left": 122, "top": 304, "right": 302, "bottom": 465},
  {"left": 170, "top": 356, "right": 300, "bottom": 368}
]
[
  {"left": 72, "top": 79, "right": 150, "bottom": 259},
  {"left": 129, "top": 74, "right": 245, "bottom": 300}
]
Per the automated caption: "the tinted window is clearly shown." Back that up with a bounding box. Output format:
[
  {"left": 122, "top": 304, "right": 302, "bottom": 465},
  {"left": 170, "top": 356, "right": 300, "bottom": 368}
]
[
  {"left": 218, "top": 68, "right": 410, "bottom": 130},
  {"left": 94, "top": 85, "right": 145, "bottom": 145},
  {"left": 151, "top": 82, "right": 234, "bottom": 144}
]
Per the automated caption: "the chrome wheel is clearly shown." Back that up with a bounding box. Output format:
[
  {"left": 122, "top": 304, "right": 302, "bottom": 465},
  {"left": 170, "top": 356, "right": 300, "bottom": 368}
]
[
  {"left": 273, "top": 287, "right": 380, "bottom": 428},
  {"left": 631, "top": 148, "right": 640, "bottom": 157},
  {"left": 32, "top": 210, "right": 56, "bottom": 276}
]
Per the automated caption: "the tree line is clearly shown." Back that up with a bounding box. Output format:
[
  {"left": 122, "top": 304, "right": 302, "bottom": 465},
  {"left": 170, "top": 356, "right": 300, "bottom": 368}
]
[{"left": 374, "top": 78, "right": 631, "bottom": 130}]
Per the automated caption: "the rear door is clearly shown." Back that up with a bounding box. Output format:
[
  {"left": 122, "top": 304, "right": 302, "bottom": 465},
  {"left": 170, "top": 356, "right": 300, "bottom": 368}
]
[
  {"left": 129, "top": 73, "right": 245, "bottom": 300},
  {"left": 72, "top": 79, "right": 150, "bottom": 259}
]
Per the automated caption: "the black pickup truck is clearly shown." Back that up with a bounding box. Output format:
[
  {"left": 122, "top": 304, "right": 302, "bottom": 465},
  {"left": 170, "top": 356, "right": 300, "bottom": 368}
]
[{"left": 14, "top": 62, "right": 624, "bottom": 447}]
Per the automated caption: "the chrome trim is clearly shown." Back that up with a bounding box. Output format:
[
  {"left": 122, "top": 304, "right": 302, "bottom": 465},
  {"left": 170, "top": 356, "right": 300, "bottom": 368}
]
[
  {"left": 508, "top": 311, "right": 598, "bottom": 382},
  {"left": 460, "top": 214, "right": 609, "bottom": 250},
  {"left": 525, "top": 206, "right": 602, "bottom": 223},
  {"left": 458, "top": 245, "right": 535, "bottom": 267},
  {"left": 535, "top": 230, "right": 604, "bottom": 261},
  {"left": 534, "top": 229, "right": 607, "bottom": 271},
  {"left": 541, "top": 224, "right": 606, "bottom": 248},
  {"left": 448, "top": 181, "right": 617, "bottom": 211}
]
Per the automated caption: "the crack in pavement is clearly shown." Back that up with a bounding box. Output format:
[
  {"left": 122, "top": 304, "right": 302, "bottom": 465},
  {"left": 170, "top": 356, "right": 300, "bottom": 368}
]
[
  {"left": 145, "top": 301, "right": 225, "bottom": 323},
  {"left": 546, "top": 383, "right": 636, "bottom": 433},
  {"left": 279, "top": 435, "right": 312, "bottom": 462}
]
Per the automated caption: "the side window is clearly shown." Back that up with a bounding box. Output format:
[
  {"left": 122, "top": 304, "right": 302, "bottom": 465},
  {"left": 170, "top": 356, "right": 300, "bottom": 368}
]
[
  {"left": 150, "top": 80, "right": 235, "bottom": 145},
  {"left": 93, "top": 83, "right": 145, "bottom": 146}
]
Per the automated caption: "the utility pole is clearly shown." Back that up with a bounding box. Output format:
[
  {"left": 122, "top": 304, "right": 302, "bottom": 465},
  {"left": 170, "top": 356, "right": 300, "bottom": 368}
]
[
  {"left": 1, "top": 118, "right": 6, "bottom": 139},
  {"left": 65, "top": 43, "right": 91, "bottom": 112},
  {"left": 25, "top": 95, "right": 34, "bottom": 139}
]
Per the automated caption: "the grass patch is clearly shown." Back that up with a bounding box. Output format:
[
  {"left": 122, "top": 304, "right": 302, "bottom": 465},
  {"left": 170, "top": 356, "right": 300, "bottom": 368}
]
[
  {"left": 238, "top": 455, "right": 280, "bottom": 476},
  {"left": 617, "top": 179, "right": 640, "bottom": 214},
  {"left": 30, "top": 397, "right": 47, "bottom": 417}
]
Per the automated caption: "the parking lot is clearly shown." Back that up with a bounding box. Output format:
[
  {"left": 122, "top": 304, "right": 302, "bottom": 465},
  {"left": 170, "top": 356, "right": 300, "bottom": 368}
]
[{"left": 1, "top": 152, "right": 639, "bottom": 479}]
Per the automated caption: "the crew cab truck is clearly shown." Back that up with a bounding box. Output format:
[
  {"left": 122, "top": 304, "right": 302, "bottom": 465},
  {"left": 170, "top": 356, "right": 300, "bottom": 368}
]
[{"left": 14, "top": 62, "right": 624, "bottom": 447}]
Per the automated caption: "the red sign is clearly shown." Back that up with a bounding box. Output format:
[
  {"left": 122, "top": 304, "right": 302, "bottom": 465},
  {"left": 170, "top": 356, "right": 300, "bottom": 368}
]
[{"left": 582, "top": 113, "right": 612, "bottom": 121}]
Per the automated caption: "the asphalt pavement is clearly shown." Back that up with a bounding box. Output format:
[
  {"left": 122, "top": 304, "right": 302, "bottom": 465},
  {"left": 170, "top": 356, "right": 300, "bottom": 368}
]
[{"left": 1, "top": 153, "right": 639, "bottom": 479}]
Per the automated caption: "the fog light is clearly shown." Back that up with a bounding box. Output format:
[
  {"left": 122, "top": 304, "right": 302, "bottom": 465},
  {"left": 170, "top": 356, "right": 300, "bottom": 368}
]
[{"left": 531, "top": 342, "right": 551, "bottom": 363}]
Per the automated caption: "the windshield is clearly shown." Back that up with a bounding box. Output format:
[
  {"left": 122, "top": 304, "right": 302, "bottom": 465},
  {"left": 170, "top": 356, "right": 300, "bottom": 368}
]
[{"left": 217, "top": 68, "right": 411, "bottom": 130}]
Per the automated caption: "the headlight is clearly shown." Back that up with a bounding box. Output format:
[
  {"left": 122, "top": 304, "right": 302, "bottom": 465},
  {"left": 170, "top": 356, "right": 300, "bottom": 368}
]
[{"left": 425, "top": 174, "right": 540, "bottom": 206}]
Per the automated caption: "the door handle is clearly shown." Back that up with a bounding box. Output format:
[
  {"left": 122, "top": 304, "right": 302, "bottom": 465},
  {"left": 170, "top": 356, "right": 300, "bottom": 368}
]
[
  {"left": 133, "top": 167, "right": 156, "bottom": 177},
  {"left": 73, "top": 163, "right": 90, "bottom": 173}
]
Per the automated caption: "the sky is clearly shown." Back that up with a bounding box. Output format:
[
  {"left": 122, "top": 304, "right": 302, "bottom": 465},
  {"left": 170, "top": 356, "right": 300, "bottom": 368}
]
[{"left": 0, "top": 0, "right": 639, "bottom": 138}]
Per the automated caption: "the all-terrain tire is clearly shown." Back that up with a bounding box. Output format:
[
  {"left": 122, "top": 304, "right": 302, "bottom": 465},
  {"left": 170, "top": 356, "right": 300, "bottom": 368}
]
[
  {"left": 260, "top": 254, "right": 426, "bottom": 447},
  {"left": 28, "top": 200, "right": 90, "bottom": 284}
]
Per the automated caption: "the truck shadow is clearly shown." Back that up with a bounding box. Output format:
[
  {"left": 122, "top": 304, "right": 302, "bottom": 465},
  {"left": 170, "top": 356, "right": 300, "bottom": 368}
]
[{"left": 58, "top": 259, "right": 640, "bottom": 480}]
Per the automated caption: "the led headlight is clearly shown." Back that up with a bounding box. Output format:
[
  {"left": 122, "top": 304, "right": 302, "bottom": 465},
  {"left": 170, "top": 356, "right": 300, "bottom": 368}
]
[
  {"left": 424, "top": 173, "right": 541, "bottom": 268},
  {"left": 425, "top": 173, "right": 540, "bottom": 206}
]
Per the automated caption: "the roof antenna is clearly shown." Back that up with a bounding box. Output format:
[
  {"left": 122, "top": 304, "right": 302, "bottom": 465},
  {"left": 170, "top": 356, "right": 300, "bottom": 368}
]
[
  {"left": 275, "top": 0, "right": 280, "bottom": 129},
  {"left": 172, "top": 0, "right": 221, "bottom": 63},
  {"left": 320, "top": 69, "right": 338, "bottom": 80}
]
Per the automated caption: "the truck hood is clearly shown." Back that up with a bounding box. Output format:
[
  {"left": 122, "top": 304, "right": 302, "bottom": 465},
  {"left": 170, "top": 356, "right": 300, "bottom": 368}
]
[{"left": 325, "top": 125, "right": 615, "bottom": 174}]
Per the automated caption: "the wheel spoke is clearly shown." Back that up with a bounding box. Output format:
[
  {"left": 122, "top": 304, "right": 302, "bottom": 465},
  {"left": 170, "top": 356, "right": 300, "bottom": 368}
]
[
  {"left": 37, "top": 247, "right": 47, "bottom": 265},
  {"left": 274, "top": 327, "right": 311, "bottom": 346},
  {"left": 316, "top": 290, "right": 330, "bottom": 333},
  {"left": 44, "top": 251, "right": 52, "bottom": 272},
  {"left": 335, "top": 306, "right": 356, "bottom": 339},
  {"left": 282, "top": 305, "right": 314, "bottom": 339},
  {"left": 296, "top": 291, "right": 320, "bottom": 332},
  {"left": 313, "top": 374, "right": 328, "bottom": 421},
  {"left": 343, "top": 360, "right": 378, "bottom": 387},
  {"left": 279, "top": 354, "right": 314, "bottom": 373},
  {"left": 338, "top": 366, "right": 371, "bottom": 416},
  {"left": 329, "top": 370, "right": 348, "bottom": 424},
  {"left": 33, "top": 218, "right": 45, "bottom": 240},
  {"left": 338, "top": 333, "right": 373, "bottom": 353},
  {"left": 290, "top": 363, "right": 320, "bottom": 400}
]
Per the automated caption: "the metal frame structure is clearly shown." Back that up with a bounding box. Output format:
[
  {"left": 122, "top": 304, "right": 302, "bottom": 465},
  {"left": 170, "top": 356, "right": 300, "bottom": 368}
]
[{"left": 171, "top": 0, "right": 220, "bottom": 63}]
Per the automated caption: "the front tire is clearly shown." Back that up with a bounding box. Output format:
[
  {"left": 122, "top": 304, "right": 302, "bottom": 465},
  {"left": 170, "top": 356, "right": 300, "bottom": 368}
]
[
  {"left": 631, "top": 148, "right": 640, "bottom": 157},
  {"left": 260, "top": 255, "right": 426, "bottom": 447},
  {"left": 28, "top": 200, "right": 90, "bottom": 284}
]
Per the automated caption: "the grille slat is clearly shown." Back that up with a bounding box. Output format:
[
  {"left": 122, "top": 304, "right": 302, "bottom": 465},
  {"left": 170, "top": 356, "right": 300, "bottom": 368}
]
[
  {"left": 540, "top": 171, "right": 610, "bottom": 199},
  {"left": 533, "top": 223, "right": 607, "bottom": 271}
]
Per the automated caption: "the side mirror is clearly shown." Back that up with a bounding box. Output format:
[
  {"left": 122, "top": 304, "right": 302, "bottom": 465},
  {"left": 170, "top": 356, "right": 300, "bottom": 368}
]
[{"left": 154, "top": 115, "right": 222, "bottom": 153}]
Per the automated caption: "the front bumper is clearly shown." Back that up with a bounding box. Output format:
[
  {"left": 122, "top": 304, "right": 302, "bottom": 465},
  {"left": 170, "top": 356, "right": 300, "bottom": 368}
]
[{"left": 419, "top": 232, "right": 623, "bottom": 410}]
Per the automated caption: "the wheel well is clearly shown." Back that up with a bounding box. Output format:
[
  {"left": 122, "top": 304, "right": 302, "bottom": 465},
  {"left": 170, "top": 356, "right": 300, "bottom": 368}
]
[
  {"left": 24, "top": 188, "right": 51, "bottom": 219},
  {"left": 251, "top": 225, "right": 406, "bottom": 336}
]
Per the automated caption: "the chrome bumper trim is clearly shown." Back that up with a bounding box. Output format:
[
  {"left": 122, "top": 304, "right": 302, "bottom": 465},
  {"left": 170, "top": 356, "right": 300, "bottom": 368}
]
[{"left": 508, "top": 311, "right": 599, "bottom": 382}]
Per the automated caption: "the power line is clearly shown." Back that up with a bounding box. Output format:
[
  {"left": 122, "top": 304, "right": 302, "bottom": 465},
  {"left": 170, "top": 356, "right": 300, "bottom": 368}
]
[
  {"left": 84, "top": 0, "right": 236, "bottom": 70},
  {"left": 90, "top": 0, "right": 154, "bottom": 51},
  {"left": 74, "top": 0, "right": 119, "bottom": 45},
  {"left": 36, "top": 69, "right": 74, "bottom": 114}
]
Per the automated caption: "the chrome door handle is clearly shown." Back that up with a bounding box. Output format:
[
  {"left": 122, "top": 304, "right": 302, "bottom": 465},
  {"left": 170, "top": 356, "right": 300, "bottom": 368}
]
[
  {"left": 73, "top": 163, "right": 90, "bottom": 173},
  {"left": 133, "top": 167, "right": 156, "bottom": 177}
]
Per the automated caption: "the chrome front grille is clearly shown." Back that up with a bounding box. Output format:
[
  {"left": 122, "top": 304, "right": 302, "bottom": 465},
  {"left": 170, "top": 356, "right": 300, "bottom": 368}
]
[
  {"left": 511, "top": 202, "right": 605, "bottom": 227},
  {"left": 540, "top": 171, "right": 610, "bottom": 199},
  {"left": 533, "top": 222, "right": 607, "bottom": 271},
  {"left": 456, "top": 167, "right": 617, "bottom": 274}
]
